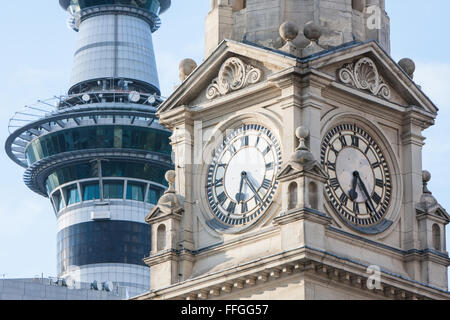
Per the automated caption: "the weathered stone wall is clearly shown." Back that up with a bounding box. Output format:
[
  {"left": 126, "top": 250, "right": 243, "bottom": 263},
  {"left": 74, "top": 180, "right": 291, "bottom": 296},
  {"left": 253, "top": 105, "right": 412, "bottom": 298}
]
[{"left": 205, "top": 0, "right": 390, "bottom": 56}]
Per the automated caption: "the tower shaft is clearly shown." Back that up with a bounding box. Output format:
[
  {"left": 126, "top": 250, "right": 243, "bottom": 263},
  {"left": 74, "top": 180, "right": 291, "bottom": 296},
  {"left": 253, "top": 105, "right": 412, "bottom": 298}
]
[
  {"left": 6, "top": 0, "right": 172, "bottom": 297},
  {"left": 70, "top": 7, "right": 160, "bottom": 94}
]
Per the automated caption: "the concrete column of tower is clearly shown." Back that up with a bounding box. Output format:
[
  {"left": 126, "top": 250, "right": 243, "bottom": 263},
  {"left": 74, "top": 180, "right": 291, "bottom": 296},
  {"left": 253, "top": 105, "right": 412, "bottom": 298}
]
[{"left": 6, "top": 0, "right": 172, "bottom": 298}]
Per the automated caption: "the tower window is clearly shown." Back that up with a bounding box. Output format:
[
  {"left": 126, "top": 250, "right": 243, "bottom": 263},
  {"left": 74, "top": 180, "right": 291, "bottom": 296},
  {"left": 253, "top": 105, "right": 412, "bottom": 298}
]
[
  {"left": 157, "top": 224, "right": 167, "bottom": 251},
  {"left": 126, "top": 182, "right": 145, "bottom": 202},
  {"left": 103, "top": 181, "right": 125, "bottom": 199},
  {"left": 65, "top": 184, "right": 80, "bottom": 205},
  {"left": 82, "top": 182, "right": 100, "bottom": 201},
  {"left": 288, "top": 182, "right": 298, "bottom": 210},
  {"left": 308, "top": 182, "right": 318, "bottom": 210},
  {"left": 432, "top": 224, "right": 441, "bottom": 251}
]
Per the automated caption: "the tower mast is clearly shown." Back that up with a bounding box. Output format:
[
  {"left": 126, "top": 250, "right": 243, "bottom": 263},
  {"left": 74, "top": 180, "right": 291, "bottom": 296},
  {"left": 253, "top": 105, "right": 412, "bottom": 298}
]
[{"left": 6, "top": 0, "right": 172, "bottom": 297}]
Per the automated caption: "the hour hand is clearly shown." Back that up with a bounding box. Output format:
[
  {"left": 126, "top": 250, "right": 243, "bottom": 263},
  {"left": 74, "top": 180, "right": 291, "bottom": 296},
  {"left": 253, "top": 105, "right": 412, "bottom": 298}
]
[
  {"left": 349, "top": 171, "right": 359, "bottom": 201},
  {"left": 236, "top": 171, "right": 246, "bottom": 203}
]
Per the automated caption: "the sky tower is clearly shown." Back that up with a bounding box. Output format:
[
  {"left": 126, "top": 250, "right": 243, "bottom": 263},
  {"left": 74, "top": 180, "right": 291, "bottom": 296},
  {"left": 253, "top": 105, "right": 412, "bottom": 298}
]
[{"left": 5, "top": 0, "right": 172, "bottom": 297}]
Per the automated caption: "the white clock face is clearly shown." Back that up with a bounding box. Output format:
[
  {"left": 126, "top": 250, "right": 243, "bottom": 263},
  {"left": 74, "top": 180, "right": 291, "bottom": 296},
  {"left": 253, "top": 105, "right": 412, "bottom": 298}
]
[
  {"left": 321, "top": 124, "right": 392, "bottom": 228},
  {"left": 206, "top": 124, "right": 282, "bottom": 229}
]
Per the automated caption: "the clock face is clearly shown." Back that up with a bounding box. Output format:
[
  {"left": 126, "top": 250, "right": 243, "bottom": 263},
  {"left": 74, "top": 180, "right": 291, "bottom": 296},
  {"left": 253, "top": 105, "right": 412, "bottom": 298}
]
[
  {"left": 321, "top": 124, "right": 392, "bottom": 227},
  {"left": 206, "top": 124, "right": 282, "bottom": 229}
]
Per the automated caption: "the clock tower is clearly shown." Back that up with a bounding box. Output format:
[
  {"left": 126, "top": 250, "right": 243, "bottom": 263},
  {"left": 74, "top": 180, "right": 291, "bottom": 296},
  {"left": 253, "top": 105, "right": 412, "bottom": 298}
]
[{"left": 136, "top": 0, "right": 450, "bottom": 300}]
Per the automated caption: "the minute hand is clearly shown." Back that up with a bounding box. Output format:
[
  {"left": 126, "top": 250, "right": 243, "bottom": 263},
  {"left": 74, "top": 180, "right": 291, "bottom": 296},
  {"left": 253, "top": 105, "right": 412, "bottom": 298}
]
[
  {"left": 244, "top": 176, "right": 263, "bottom": 204},
  {"left": 357, "top": 175, "right": 376, "bottom": 213}
]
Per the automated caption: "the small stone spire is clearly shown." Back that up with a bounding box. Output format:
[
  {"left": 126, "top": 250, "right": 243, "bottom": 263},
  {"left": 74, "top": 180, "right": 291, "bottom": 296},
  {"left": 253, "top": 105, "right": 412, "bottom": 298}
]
[
  {"left": 417, "top": 170, "right": 438, "bottom": 211},
  {"left": 146, "top": 170, "right": 184, "bottom": 218},
  {"left": 179, "top": 58, "right": 197, "bottom": 82},
  {"left": 398, "top": 58, "right": 416, "bottom": 79},
  {"left": 422, "top": 170, "right": 432, "bottom": 195},
  {"left": 279, "top": 21, "right": 301, "bottom": 56},
  {"left": 302, "top": 21, "right": 324, "bottom": 57},
  {"left": 165, "top": 170, "right": 177, "bottom": 194},
  {"left": 291, "top": 126, "right": 315, "bottom": 165}
]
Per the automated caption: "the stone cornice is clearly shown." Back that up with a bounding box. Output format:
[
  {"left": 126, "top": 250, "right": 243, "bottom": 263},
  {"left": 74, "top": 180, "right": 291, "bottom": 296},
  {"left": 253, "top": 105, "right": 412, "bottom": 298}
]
[
  {"left": 274, "top": 208, "right": 332, "bottom": 226},
  {"left": 143, "top": 250, "right": 179, "bottom": 267},
  {"left": 157, "top": 106, "right": 194, "bottom": 130},
  {"left": 134, "top": 245, "right": 450, "bottom": 300}
]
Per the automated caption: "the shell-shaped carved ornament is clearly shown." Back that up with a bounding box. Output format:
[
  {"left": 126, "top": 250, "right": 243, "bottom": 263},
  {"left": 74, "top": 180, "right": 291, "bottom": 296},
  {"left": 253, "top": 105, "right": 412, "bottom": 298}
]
[
  {"left": 206, "top": 57, "right": 263, "bottom": 100},
  {"left": 338, "top": 57, "right": 391, "bottom": 100}
]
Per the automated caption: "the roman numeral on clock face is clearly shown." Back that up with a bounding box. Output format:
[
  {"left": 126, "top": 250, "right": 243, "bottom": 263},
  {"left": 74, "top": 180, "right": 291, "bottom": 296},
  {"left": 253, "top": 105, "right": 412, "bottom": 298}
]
[
  {"left": 227, "top": 202, "right": 236, "bottom": 214},
  {"left": 339, "top": 135, "right": 347, "bottom": 147},
  {"left": 329, "top": 178, "right": 340, "bottom": 191},
  {"left": 261, "top": 179, "right": 271, "bottom": 190},
  {"left": 351, "top": 135, "right": 359, "bottom": 148},
  {"left": 372, "top": 192, "right": 382, "bottom": 205},
  {"left": 217, "top": 192, "right": 227, "bottom": 205},
  {"left": 353, "top": 202, "right": 360, "bottom": 215},
  {"left": 327, "top": 162, "right": 336, "bottom": 171},
  {"left": 214, "top": 178, "right": 224, "bottom": 187},
  {"left": 241, "top": 202, "right": 248, "bottom": 213},
  {"left": 339, "top": 193, "right": 349, "bottom": 206},
  {"left": 365, "top": 201, "right": 375, "bottom": 214},
  {"left": 330, "top": 145, "right": 340, "bottom": 156},
  {"left": 266, "top": 162, "right": 274, "bottom": 170},
  {"left": 241, "top": 135, "right": 249, "bottom": 148},
  {"left": 376, "top": 179, "right": 384, "bottom": 188}
]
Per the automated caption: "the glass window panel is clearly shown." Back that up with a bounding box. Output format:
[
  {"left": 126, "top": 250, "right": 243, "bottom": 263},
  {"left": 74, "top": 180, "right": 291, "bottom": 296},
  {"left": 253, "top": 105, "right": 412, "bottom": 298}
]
[
  {"left": 65, "top": 184, "right": 80, "bottom": 205},
  {"left": 147, "top": 186, "right": 163, "bottom": 205},
  {"left": 82, "top": 183, "right": 100, "bottom": 201},
  {"left": 103, "top": 181, "right": 124, "bottom": 199},
  {"left": 52, "top": 191, "right": 65, "bottom": 212},
  {"left": 26, "top": 125, "right": 171, "bottom": 165},
  {"left": 126, "top": 182, "right": 144, "bottom": 201}
]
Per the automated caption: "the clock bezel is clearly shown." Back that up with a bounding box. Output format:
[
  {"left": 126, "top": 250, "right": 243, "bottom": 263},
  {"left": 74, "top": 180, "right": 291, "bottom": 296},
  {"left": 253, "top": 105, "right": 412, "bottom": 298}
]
[
  {"left": 320, "top": 118, "right": 402, "bottom": 235},
  {"left": 200, "top": 119, "right": 283, "bottom": 234}
]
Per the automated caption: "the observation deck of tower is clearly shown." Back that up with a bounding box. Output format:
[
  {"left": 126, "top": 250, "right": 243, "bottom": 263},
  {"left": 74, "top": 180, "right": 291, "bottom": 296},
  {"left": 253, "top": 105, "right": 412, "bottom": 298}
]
[{"left": 5, "top": 0, "right": 172, "bottom": 297}]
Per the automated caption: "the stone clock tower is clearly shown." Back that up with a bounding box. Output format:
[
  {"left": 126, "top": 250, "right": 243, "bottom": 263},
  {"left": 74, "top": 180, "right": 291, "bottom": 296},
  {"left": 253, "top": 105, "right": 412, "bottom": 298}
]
[{"left": 136, "top": 0, "right": 450, "bottom": 300}]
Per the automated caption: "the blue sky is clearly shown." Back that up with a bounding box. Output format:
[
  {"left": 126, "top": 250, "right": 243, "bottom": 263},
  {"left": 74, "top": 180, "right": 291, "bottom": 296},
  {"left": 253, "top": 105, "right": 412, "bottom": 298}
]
[{"left": 0, "top": 1, "right": 449, "bottom": 287}]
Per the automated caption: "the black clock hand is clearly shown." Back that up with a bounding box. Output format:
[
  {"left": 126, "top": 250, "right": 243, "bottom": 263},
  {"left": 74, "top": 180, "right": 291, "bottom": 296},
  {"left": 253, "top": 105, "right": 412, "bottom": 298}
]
[
  {"left": 244, "top": 175, "right": 263, "bottom": 204},
  {"left": 237, "top": 171, "right": 246, "bottom": 203},
  {"left": 349, "top": 171, "right": 359, "bottom": 201},
  {"left": 356, "top": 174, "right": 376, "bottom": 213}
]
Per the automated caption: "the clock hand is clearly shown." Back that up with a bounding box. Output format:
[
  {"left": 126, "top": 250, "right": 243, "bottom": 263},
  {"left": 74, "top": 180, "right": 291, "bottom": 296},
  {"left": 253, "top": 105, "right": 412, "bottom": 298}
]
[
  {"left": 237, "top": 171, "right": 246, "bottom": 203},
  {"left": 244, "top": 175, "right": 263, "bottom": 204},
  {"left": 356, "top": 174, "right": 377, "bottom": 213},
  {"left": 349, "top": 171, "right": 359, "bottom": 201}
]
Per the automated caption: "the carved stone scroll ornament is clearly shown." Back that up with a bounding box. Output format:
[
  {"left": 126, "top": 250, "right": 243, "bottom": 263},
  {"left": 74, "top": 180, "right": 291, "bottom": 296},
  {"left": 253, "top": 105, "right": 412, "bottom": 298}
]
[
  {"left": 338, "top": 57, "right": 391, "bottom": 100},
  {"left": 206, "top": 57, "right": 263, "bottom": 100}
]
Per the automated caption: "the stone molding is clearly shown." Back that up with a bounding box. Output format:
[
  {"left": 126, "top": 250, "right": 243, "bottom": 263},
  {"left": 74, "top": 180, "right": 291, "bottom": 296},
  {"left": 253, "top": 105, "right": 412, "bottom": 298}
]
[
  {"left": 206, "top": 57, "right": 263, "bottom": 100},
  {"left": 135, "top": 246, "right": 449, "bottom": 300},
  {"left": 338, "top": 57, "right": 391, "bottom": 100}
]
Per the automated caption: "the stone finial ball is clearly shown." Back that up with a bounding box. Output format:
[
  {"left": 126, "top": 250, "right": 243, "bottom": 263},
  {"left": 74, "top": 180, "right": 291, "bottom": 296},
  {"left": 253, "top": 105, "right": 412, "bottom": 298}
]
[
  {"left": 179, "top": 58, "right": 197, "bottom": 81},
  {"left": 398, "top": 58, "right": 415, "bottom": 77},
  {"left": 422, "top": 170, "right": 431, "bottom": 183},
  {"left": 165, "top": 170, "right": 176, "bottom": 184},
  {"left": 279, "top": 21, "right": 299, "bottom": 41},
  {"left": 295, "top": 126, "right": 310, "bottom": 139},
  {"left": 303, "top": 21, "right": 322, "bottom": 42}
]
